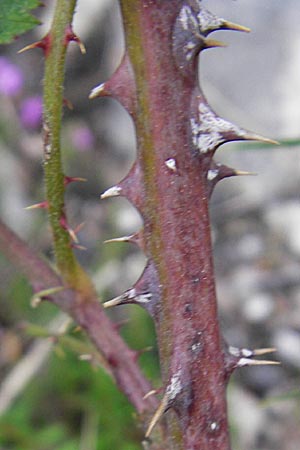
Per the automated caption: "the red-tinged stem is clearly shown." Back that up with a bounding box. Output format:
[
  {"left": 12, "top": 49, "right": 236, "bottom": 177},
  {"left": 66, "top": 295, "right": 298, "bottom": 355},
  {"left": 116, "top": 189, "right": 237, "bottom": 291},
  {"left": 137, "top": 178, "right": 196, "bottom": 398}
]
[{"left": 119, "top": 1, "right": 230, "bottom": 448}]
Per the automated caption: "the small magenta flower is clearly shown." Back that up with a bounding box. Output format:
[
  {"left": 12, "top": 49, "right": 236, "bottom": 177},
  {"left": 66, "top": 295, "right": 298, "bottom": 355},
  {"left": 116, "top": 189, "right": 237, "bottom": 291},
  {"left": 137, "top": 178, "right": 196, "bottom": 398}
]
[
  {"left": 19, "top": 95, "right": 43, "bottom": 129},
  {"left": 0, "top": 57, "right": 24, "bottom": 96},
  {"left": 71, "top": 125, "right": 95, "bottom": 151}
]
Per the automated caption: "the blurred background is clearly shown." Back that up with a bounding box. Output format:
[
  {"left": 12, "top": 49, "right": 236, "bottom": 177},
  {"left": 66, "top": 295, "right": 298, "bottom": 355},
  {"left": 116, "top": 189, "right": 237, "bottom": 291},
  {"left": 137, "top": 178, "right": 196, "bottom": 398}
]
[{"left": 0, "top": 0, "right": 300, "bottom": 449}]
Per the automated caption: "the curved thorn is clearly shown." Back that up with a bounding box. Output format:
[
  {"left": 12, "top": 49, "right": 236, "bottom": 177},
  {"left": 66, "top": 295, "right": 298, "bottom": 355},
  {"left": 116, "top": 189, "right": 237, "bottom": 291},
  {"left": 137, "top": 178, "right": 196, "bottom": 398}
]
[
  {"left": 18, "top": 35, "right": 51, "bottom": 56},
  {"left": 63, "top": 98, "right": 74, "bottom": 110},
  {"left": 77, "top": 40, "right": 86, "bottom": 55},
  {"left": 104, "top": 235, "right": 134, "bottom": 244},
  {"left": 67, "top": 228, "right": 79, "bottom": 244},
  {"left": 229, "top": 346, "right": 276, "bottom": 358},
  {"left": 89, "top": 54, "right": 136, "bottom": 115},
  {"left": 89, "top": 82, "right": 105, "bottom": 100},
  {"left": 103, "top": 290, "right": 152, "bottom": 309},
  {"left": 18, "top": 41, "right": 41, "bottom": 54},
  {"left": 253, "top": 347, "right": 277, "bottom": 356},
  {"left": 103, "top": 295, "right": 124, "bottom": 309},
  {"left": 145, "top": 392, "right": 169, "bottom": 439},
  {"left": 204, "top": 38, "right": 227, "bottom": 49},
  {"left": 25, "top": 201, "right": 48, "bottom": 210},
  {"left": 31, "top": 286, "right": 65, "bottom": 308},
  {"left": 71, "top": 243, "right": 87, "bottom": 251},
  {"left": 74, "top": 222, "right": 85, "bottom": 234},
  {"left": 100, "top": 186, "right": 122, "bottom": 200},
  {"left": 143, "top": 389, "right": 158, "bottom": 401},
  {"left": 243, "top": 133, "right": 279, "bottom": 145},
  {"left": 234, "top": 169, "right": 257, "bottom": 176},
  {"left": 223, "top": 21, "right": 251, "bottom": 33},
  {"left": 65, "top": 26, "right": 86, "bottom": 54},
  {"left": 64, "top": 176, "right": 87, "bottom": 186}
]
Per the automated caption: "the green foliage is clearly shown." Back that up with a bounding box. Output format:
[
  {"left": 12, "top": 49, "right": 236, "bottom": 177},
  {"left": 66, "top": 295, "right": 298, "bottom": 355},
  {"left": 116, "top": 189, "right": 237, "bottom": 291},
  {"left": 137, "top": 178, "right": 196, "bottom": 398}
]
[
  {"left": 0, "top": 345, "right": 145, "bottom": 449},
  {"left": 0, "top": 263, "right": 157, "bottom": 450},
  {"left": 0, "top": 0, "right": 40, "bottom": 44}
]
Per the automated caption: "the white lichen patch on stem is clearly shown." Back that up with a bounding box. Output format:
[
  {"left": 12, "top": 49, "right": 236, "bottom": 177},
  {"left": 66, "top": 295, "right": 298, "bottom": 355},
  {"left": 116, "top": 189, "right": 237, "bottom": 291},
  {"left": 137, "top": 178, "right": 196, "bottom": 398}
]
[
  {"left": 166, "top": 370, "right": 183, "bottom": 401},
  {"left": 165, "top": 158, "right": 177, "bottom": 172},
  {"left": 190, "top": 102, "right": 246, "bottom": 153}
]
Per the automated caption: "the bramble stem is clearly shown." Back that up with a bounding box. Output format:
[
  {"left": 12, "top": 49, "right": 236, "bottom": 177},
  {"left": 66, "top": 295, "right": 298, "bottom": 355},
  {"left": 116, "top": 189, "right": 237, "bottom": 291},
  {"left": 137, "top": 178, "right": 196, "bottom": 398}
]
[{"left": 43, "top": 0, "right": 90, "bottom": 290}]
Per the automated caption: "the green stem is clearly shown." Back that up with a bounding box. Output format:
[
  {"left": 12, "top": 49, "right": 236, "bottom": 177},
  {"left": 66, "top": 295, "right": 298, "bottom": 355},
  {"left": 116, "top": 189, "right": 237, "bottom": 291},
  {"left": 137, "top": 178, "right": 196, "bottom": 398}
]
[{"left": 43, "top": 0, "right": 90, "bottom": 290}]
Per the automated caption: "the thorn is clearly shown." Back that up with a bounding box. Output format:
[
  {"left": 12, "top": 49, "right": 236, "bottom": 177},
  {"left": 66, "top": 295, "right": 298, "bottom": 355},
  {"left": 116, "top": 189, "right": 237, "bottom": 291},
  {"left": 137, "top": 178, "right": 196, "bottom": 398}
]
[
  {"left": 145, "top": 370, "right": 183, "bottom": 437},
  {"left": 191, "top": 101, "right": 278, "bottom": 154},
  {"left": 64, "top": 176, "right": 87, "bottom": 186},
  {"left": 222, "top": 21, "right": 251, "bottom": 33},
  {"left": 59, "top": 216, "right": 80, "bottom": 244},
  {"left": 234, "top": 169, "right": 257, "bottom": 176},
  {"left": 89, "top": 83, "right": 105, "bottom": 100},
  {"left": 74, "top": 222, "right": 85, "bottom": 234},
  {"left": 103, "top": 289, "right": 152, "bottom": 309},
  {"left": 18, "top": 42, "right": 39, "bottom": 54},
  {"left": 145, "top": 392, "right": 169, "bottom": 439},
  {"left": 88, "top": 53, "right": 137, "bottom": 116},
  {"left": 103, "top": 295, "right": 125, "bottom": 309},
  {"left": 68, "top": 228, "right": 79, "bottom": 244},
  {"left": 118, "top": 162, "right": 145, "bottom": 209},
  {"left": 218, "top": 166, "right": 256, "bottom": 180},
  {"left": 65, "top": 25, "right": 86, "bottom": 54},
  {"left": 31, "top": 286, "right": 64, "bottom": 308},
  {"left": 206, "top": 163, "right": 255, "bottom": 194},
  {"left": 243, "top": 133, "right": 279, "bottom": 146},
  {"left": 196, "top": 7, "right": 250, "bottom": 36},
  {"left": 100, "top": 186, "right": 122, "bottom": 200},
  {"left": 71, "top": 243, "right": 87, "bottom": 251},
  {"left": 229, "top": 346, "right": 276, "bottom": 358},
  {"left": 104, "top": 235, "right": 134, "bottom": 244},
  {"left": 253, "top": 347, "right": 277, "bottom": 356},
  {"left": 25, "top": 201, "right": 48, "bottom": 210},
  {"left": 18, "top": 41, "right": 43, "bottom": 54},
  {"left": 63, "top": 98, "right": 74, "bottom": 110},
  {"left": 104, "top": 231, "right": 145, "bottom": 251},
  {"left": 131, "top": 231, "right": 145, "bottom": 249},
  {"left": 31, "top": 296, "right": 42, "bottom": 308},
  {"left": 103, "top": 261, "right": 158, "bottom": 313},
  {"left": 237, "top": 357, "right": 280, "bottom": 367},
  {"left": 18, "top": 34, "right": 51, "bottom": 56},
  {"left": 203, "top": 38, "right": 227, "bottom": 49},
  {"left": 143, "top": 389, "right": 159, "bottom": 401}
]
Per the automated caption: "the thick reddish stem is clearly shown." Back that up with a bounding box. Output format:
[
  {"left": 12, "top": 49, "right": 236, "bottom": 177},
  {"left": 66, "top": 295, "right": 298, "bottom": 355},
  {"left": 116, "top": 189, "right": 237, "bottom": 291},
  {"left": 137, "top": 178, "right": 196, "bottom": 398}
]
[{"left": 119, "top": 1, "right": 231, "bottom": 448}]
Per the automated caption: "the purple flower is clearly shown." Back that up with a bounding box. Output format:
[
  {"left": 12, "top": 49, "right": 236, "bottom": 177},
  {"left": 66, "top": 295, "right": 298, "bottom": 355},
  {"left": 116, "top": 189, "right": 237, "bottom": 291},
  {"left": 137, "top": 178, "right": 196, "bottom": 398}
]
[
  {"left": 71, "top": 125, "right": 95, "bottom": 151},
  {"left": 0, "top": 57, "right": 24, "bottom": 96},
  {"left": 19, "top": 96, "right": 43, "bottom": 129}
]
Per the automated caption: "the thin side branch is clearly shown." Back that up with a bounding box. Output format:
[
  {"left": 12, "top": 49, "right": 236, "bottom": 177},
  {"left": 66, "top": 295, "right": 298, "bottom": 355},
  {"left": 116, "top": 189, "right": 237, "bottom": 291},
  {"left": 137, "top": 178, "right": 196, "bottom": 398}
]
[{"left": 0, "top": 220, "right": 157, "bottom": 416}]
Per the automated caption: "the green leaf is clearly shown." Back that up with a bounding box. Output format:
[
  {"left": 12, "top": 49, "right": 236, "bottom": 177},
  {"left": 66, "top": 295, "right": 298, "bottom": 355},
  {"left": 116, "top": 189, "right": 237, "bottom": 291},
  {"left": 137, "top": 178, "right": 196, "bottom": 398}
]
[{"left": 0, "top": 0, "right": 40, "bottom": 44}]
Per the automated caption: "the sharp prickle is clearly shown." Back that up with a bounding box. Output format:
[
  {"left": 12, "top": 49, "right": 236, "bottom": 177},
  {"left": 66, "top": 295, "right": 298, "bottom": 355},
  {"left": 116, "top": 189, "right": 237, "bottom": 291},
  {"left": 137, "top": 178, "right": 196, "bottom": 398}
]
[{"left": 100, "top": 186, "right": 122, "bottom": 199}]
